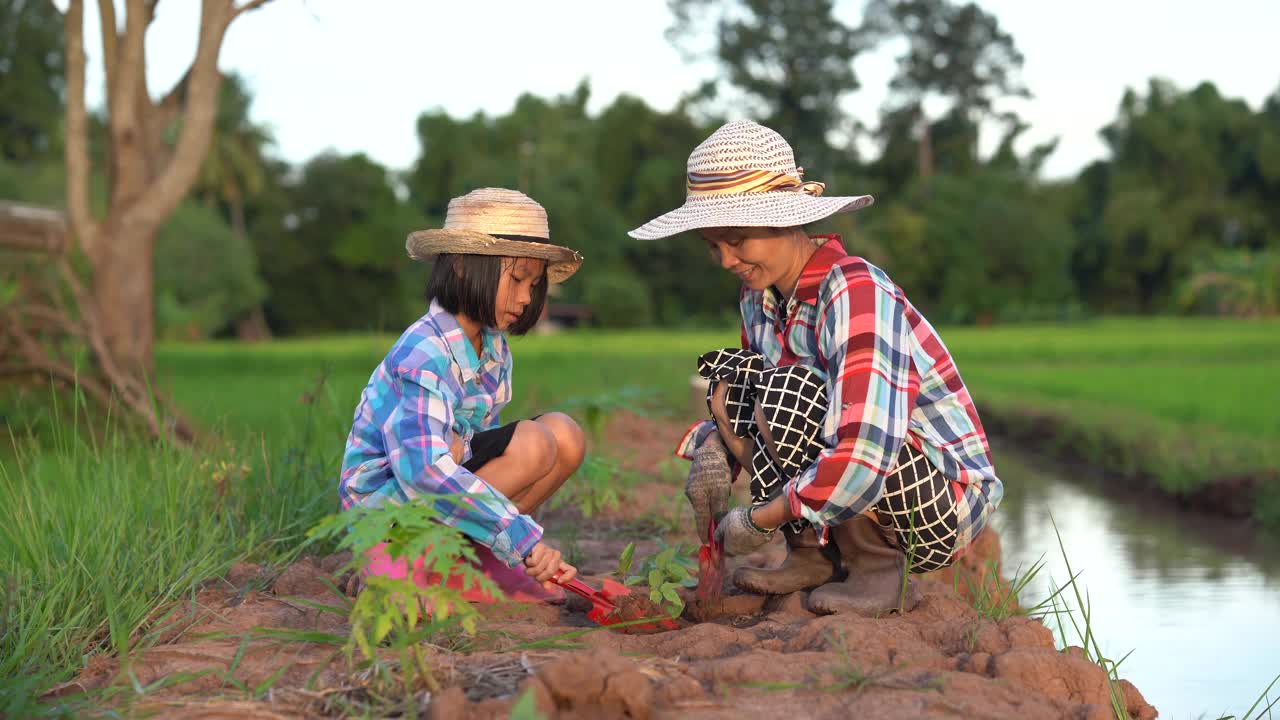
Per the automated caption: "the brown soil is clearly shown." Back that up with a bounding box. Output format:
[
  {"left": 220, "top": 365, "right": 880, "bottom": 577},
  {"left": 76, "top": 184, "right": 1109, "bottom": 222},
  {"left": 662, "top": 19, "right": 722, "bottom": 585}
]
[
  {"left": 598, "top": 594, "right": 679, "bottom": 634},
  {"left": 48, "top": 412, "right": 1158, "bottom": 719},
  {"left": 598, "top": 411, "right": 689, "bottom": 477}
]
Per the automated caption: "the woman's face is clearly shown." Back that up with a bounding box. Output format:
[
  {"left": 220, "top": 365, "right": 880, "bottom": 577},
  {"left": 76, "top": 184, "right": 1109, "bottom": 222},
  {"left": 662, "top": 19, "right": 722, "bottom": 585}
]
[
  {"left": 701, "top": 226, "right": 802, "bottom": 291},
  {"left": 495, "top": 256, "right": 547, "bottom": 330}
]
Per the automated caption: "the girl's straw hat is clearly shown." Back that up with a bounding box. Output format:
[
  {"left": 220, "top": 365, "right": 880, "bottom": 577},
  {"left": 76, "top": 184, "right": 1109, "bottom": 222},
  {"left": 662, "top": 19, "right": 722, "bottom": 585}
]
[
  {"left": 407, "top": 188, "right": 582, "bottom": 283},
  {"left": 628, "top": 120, "right": 874, "bottom": 240}
]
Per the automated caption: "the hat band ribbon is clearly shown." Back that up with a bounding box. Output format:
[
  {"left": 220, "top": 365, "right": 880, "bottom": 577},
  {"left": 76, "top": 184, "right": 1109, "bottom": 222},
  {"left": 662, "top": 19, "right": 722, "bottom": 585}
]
[{"left": 686, "top": 168, "right": 826, "bottom": 198}]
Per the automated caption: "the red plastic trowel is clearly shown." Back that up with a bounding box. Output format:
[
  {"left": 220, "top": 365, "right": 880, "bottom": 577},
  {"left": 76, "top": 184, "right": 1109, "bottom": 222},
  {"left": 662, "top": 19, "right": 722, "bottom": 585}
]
[
  {"left": 552, "top": 572, "right": 678, "bottom": 633},
  {"left": 696, "top": 516, "right": 726, "bottom": 602}
]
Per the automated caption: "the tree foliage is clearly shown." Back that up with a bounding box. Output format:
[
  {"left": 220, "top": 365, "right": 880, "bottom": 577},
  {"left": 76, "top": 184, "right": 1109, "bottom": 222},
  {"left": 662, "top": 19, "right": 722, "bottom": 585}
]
[
  {"left": 3, "top": 0, "right": 1279, "bottom": 342},
  {"left": 668, "top": 0, "right": 869, "bottom": 173},
  {"left": 0, "top": 0, "right": 64, "bottom": 162}
]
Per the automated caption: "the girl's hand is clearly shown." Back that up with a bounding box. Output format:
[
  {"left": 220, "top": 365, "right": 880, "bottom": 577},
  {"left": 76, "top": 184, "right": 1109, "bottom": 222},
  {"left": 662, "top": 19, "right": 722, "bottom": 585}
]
[
  {"left": 709, "top": 382, "right": 752, "bottom": 466},
  {"left": 449, "top": 434, "right": 465, "bottom": 464},
  {"left": 524, "top": 542, "right": 576, "bottom": 590}
]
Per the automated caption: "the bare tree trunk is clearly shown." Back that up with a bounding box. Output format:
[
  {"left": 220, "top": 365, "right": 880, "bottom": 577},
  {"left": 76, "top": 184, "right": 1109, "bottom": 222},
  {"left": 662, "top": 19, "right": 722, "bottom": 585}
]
[
  {"left": 229, "top": 193, "right": 247, "bottom": 240},
  {"left": 228, "top": 195, "right": 272, "bottom": 341},
  {"left": 47, "top": 0, "right": 277, "bottom": 441},
  {"left": 93, "top": 216, "right": 156, "bottom": 373},
  {"left": 61, "top": 0, "right": 276, "bottom": 377},
  {"left": 236, "top": 306, "right": 271, "bottom": 341},
  {"left": 916, "top": 106, "right": 934, "bottom": 180}
]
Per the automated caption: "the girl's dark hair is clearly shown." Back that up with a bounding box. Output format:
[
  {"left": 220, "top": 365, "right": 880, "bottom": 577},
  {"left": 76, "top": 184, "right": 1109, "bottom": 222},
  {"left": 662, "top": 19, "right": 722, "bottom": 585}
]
[{"left": 424, "top": 241, "right": 549, "bottom": 336}]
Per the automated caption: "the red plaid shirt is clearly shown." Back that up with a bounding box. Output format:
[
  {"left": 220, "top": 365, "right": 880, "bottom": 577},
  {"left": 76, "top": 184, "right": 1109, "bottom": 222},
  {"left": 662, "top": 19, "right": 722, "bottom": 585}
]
[{"left": 677, "top": 237, "right": 1001, "bottom": 549}]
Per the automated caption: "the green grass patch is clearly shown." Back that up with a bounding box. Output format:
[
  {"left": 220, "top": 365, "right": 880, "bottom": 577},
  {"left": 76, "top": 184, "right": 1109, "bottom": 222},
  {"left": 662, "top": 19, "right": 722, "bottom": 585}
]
[
  {"left": 0, "top": 386, "right": 343, "bottom": 715},
  {"left": 943, "top": 317, "right": 1279, "bottom": 446},
  {"left": 943, "top": 318, "right": 1280, "bottom": 528},
  {"left": 153, "top": 330, "right": 736, "bottom": 443}
]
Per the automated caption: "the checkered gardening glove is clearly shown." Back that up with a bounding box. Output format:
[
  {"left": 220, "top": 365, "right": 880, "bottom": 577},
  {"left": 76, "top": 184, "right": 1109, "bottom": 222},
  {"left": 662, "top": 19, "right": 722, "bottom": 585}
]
[
  {"left": 714, "top": 505, "right": 775, "bottom": 556},
  {"left": 686, "top": 433, "right": 732, "bottom": 540}
]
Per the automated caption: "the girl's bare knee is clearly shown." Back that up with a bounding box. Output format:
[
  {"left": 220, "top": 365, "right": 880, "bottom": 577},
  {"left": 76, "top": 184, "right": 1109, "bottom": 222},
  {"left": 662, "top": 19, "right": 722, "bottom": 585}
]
[
  {"left": 519, "top": 420, "right": 559, "bottom": 477},
  {"left": 537, "top": 412, "right": 585, "bottom": 472}
]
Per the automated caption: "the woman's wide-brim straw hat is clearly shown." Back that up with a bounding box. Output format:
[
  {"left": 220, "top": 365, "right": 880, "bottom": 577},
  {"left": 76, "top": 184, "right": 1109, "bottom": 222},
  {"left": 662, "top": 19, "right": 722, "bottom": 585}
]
[
  {"left": 407, "top": 188, "right": 582, "bottom": 283},
  {"left": 628, "top": 119, "right": 874, "bottom": 240}
]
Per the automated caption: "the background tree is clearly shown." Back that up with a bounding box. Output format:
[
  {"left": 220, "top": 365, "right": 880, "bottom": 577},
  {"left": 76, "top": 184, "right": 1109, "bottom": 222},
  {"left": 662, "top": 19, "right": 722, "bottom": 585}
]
[
  {"left": 154, "top": 201, "right": 265, "bottom": 339},
  {"left": 192, "top": 71, "right": 274, "bottom": 338},
  {"left": 1071, "top": 80, "right": 1280, "bottom": 311},
  {"left": 863, "top": 0, "right": 1029, "bottom": 181},
  {"left": 0, "top": 0, "right": 65, "bottom": 163},
  {"left": 194, "top": 72, "right": 272, "bottom": 242},
  {"left": 667, "top": 0, "right": 869, "bottom": 176},
  {"left": 253, "top": 151, "right": 422, "bottom": 334},
  {"left": 406, "top": 84, "right": 736, "bottom": 326},
  {"left": 59, "top": 0, "right": 275, "bottom": 378}
]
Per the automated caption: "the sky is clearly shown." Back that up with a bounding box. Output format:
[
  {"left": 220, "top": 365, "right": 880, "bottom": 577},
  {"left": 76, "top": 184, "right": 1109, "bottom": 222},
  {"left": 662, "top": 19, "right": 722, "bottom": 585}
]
[{"left": 71, "top": 0, "right": 1280, "bottom": 181}]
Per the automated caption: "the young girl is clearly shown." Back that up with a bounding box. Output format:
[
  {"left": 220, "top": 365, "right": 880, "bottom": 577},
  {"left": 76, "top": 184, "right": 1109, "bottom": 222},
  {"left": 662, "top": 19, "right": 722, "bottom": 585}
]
[
  {"left": 339, "top": 188, "right": 585, "bottom": 601},
  {"left": 629, "top": 121, "right": 1003, "bottom": 616}
]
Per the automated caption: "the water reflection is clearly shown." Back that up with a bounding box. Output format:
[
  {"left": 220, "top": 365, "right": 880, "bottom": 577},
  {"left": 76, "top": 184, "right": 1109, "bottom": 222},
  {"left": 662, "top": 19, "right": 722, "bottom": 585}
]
[{"left": 991, "top": 444, "right": 1280, "bottom": 719}]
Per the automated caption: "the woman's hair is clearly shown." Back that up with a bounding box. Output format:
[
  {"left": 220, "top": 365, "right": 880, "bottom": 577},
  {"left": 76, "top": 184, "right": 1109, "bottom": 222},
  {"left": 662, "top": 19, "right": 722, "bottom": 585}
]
[{"left": 424, "top": 246, "right": 548, "bottom": 336}]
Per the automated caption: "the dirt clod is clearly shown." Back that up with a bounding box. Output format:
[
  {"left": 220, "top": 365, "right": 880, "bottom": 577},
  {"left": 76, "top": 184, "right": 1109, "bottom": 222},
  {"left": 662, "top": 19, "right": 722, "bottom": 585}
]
[
  {"left": 271, "top": 557, "right": 335, "bottom": 597},
  {"left": 536, "top": 651, "right": 654, "bottom": 719}
]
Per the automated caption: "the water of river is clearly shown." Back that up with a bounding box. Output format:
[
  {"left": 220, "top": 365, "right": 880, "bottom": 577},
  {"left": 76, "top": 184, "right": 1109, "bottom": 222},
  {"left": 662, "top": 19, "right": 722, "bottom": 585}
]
[{"left": 992, "top": 445, "right": 1280, "bottom": 719}]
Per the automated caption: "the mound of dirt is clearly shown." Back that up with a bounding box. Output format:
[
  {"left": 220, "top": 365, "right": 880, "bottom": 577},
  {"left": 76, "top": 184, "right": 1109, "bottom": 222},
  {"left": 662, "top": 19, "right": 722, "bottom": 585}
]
[
  {"left": 50, "top": 536, "right": 1158, "bottom": 719},
  {"left": 47, "top": 414, "right": 1157, "bottom": 719}
]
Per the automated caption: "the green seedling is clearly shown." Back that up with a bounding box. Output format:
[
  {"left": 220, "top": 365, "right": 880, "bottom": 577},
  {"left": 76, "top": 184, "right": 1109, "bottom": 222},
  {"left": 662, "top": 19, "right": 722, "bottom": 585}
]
[
  {"left": 561, "top": 386, "right": 658, "bottom": 444},
  {"left": 620, "top": 539, "right": 698, "bottom": 616},
  {"left": 307, "top": 495, "right": 502, "bottom": 698},
  {"left": 551, "top": 455, "right": 628, "bottom": 518}
]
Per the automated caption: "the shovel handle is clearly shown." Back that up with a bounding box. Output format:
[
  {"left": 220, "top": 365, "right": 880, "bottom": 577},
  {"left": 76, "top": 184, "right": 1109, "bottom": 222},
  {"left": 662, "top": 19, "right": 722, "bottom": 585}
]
[{"left": 551, "top": 570, "right": 605, "bottom": 603}]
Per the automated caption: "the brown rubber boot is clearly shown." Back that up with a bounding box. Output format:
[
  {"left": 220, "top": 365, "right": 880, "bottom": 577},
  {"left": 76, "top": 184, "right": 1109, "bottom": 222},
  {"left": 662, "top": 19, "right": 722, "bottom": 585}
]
[
  {"left": 732, "top": 525, "right": 842, "bottom": 595},
  {"left": 807, "top": 514, "right": 920, "bottom": 616}
]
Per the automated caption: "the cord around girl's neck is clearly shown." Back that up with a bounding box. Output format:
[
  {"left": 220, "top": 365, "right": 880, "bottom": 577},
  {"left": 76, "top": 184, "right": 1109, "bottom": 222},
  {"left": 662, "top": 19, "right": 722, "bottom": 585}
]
[{"left": 454, "top": 313, "right": 486, "bottom": 355}]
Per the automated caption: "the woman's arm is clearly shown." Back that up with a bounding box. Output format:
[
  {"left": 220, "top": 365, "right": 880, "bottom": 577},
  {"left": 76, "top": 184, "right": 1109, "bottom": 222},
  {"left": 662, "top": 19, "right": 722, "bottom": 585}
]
[
  {"left": 709, "top": 380, "right": 753, "bottom": 466},
  {"left": 783, "top": 261, "right": 918, "bottom": 529},
  {"left": 749, "top": 493, "right": 798, "bottom": 530},
  {"left": 709, "top": 288, "right": 758, "bottom": 465}
]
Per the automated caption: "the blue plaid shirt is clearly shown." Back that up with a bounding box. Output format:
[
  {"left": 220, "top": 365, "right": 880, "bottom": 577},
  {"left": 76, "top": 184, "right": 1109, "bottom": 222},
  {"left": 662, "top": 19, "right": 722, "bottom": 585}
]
[{"left": 339, "top": 300, "right": 541, "bottom": 567}]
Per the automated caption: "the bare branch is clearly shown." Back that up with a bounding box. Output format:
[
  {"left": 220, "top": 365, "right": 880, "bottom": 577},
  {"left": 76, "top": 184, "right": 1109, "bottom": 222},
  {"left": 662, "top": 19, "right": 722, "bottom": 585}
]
[
  {"left": 232, "top": 0, "right": 273, "bottom": 20},
  {"left": 6, "top": 320, "right": 118, "bottom": 428},
  {"left": 62, "top": 0, "right": 98, "bottom": 255},
  {"left": 97, "top": 0, "right": 119, "bottom": 104},
  {"left": 104, "top": 0, "right": 151, "bottom": 201},
  {"left": 20, "top": 305, "right": 83, "bottom": 333},
  {"left": 131, "top": 0, "right": 236, "bottom": 227},
  {"left": 132, "top": 1, "right": 170, "bottom": 182},
  {"left": 52, "top": 256, "right": 193, "bottom": 441},
  {"left": 117, "top": 0, "right": 147, "bottom": 101}
]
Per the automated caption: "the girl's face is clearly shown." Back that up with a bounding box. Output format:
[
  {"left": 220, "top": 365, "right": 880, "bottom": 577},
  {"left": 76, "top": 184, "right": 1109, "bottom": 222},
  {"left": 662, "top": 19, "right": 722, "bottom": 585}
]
[
  {"left": 496, "top": 256, "right": 547, "bottom": 330},
  {"left": 701, "top": 226, "right": 804, "bottom": 291}
]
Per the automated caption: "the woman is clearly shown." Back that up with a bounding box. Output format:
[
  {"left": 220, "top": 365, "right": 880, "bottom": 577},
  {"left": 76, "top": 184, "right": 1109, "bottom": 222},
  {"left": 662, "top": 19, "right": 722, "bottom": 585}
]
[{"left": 629, "top": 120, "right": 1003, "bottom": 615}]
